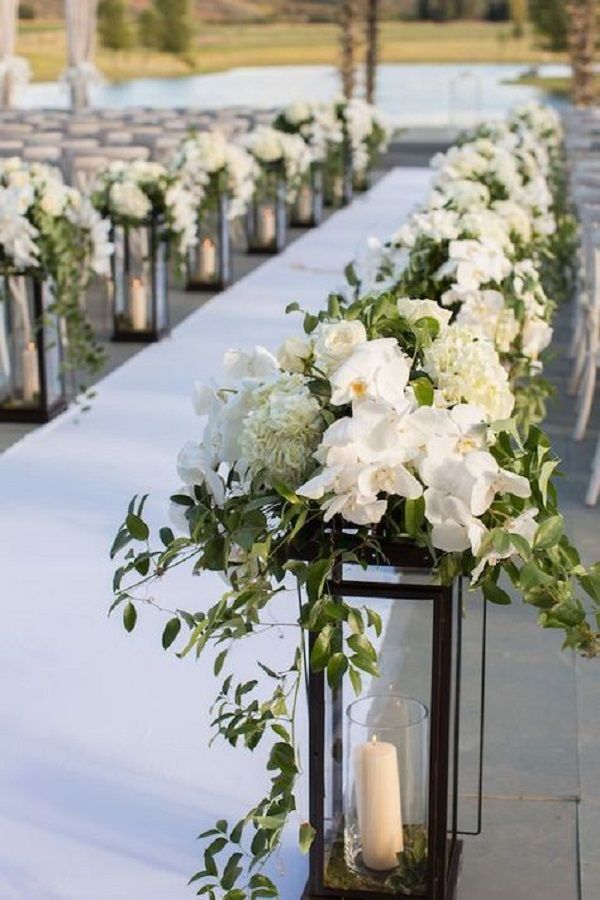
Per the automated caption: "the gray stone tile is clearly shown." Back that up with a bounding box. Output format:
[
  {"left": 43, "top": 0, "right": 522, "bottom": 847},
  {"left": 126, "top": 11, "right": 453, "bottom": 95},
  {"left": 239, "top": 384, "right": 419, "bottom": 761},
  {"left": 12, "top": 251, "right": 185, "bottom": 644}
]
[{"left": 458, "top": 798, "right": 579, "bottom": 900}]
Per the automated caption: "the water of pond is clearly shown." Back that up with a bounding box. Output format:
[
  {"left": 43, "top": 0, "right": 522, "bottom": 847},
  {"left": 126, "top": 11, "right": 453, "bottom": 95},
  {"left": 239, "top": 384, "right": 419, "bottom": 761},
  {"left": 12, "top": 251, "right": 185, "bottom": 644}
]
[{"left": 19, "top": 62, "right": 568, "bottom": 124}]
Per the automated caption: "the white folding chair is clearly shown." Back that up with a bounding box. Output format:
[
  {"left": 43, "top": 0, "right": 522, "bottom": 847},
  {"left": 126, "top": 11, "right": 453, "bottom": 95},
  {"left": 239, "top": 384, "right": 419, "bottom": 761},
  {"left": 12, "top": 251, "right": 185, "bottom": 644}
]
[{"left": 573, "top": 242, "right": 600, "bottom": 440}]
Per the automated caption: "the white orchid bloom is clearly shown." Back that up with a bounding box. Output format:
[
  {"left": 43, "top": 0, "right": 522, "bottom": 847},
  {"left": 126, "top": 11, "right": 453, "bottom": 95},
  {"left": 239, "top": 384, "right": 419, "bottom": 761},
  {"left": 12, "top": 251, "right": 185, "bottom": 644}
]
[
  {"left": 330, "top": 338, "right": 411, "bottom": 411},
  {"left": 471, "top": 507, "right": 539, "bottom": 582},
  {"left": 223, "top": 346, "right": 280, "bottom": 380},
  {"left": 356, "top": 462, "right": 422, "bottom": 501},
  {"left": 424, "top": 489, "right": 487, "bottom": 553},
  {"left": 176, "top": 441, "right": 225, "bottom": 505}
]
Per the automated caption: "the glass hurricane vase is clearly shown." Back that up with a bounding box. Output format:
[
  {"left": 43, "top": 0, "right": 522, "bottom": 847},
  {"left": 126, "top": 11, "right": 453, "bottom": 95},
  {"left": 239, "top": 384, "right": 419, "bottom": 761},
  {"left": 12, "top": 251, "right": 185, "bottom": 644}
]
[
  {"left": 111, "top": 217, "right": 169, "bottom": 343},
  {"left": 0, "top": 273, "right": 66, "bottom": 423}
]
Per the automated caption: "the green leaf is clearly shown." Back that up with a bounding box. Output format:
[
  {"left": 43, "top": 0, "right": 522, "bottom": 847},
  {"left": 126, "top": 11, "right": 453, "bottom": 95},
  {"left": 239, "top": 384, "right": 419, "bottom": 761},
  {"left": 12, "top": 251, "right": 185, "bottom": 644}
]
[
  {"left": 482, "top": 582, "right": 512, "bottom": 605},
  {"left": 306, "top": 558, "right": 331, "bottom": 603},
  {"left": 349, "top": 666, "right": 362, "bottom": 696},
  {"left": 405, "top": 496, "right": 425, "bottom": 538},
  {"left": 347, "top": 633, "right": 377, "bottom": 661},
  {"left": 123, "top": 601, "right": 137, "bottom": 633},
  {"left": 534, "top": 515, "right": 564, "bottom": 549},
  {"left": 509, "top": 533, "right": 532, "bottom": 561},
  {"left": 366, "top": 608, "right": 383, "bottom": 637},
  {"left": 519, "top": 561, "right": 554, "bottom": 591},
  {"left": 126, "top": 514, "right": 149, "bottom": 541},
  {"left": 310, "top": 625, "right": 333, "bottom": 671},
  {"left": 411, "top": 376, "right": 434, "bottom": 407},
  {"left": 214, "top": 648, "right": 228, "bottom": 676},
  {"left": 327, "top": 652, "right": 348, "bottom": 688},
  {"left": 272, "top": 481, "right": 302, "bottom": 505},
  {"left": 299, "top": 822, "right": 317, "bottom": 855},
  {"left": 162, "top": 617, "right": 181, "bottom": 649},
  {"left": 538, "top": 459, "right": 559, "bottom": 506},
  {"left": 221, "top": 852, "right": 243, "bottom": 891},
  {"left": 159, "top": 527, "right": 175, "bottom": 547}
]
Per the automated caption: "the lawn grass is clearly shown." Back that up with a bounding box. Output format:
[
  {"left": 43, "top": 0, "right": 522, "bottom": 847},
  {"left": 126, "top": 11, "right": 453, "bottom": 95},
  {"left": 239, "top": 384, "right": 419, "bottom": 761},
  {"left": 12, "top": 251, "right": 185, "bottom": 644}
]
[{"left": 17, "top": 19, "right": 566, "bottom": 84}]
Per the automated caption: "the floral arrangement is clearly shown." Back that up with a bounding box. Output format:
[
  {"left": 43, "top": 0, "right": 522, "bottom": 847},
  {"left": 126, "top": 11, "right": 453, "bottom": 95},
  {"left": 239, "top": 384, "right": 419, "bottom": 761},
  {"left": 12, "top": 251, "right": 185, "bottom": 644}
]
[
  {"left": 241, "top": 126, "right": 314, "bottom": 200},
  {"left": 170, "top": 130, "right": 258, "bottom": 220},
  {"left": 273, "top": 98, "right": 395, "bottom": 184},
  {"left": 110, "top": 102, "right": 596, "bottom": 899},
  {"left": 91, "top": 159, "right": 197, "bottom": 259},
  {"left": 0, "top": 156, "right": 112, "bottom": 378},
  {"left": 349, "top": 101, "right": 576, "bottom": 428}
]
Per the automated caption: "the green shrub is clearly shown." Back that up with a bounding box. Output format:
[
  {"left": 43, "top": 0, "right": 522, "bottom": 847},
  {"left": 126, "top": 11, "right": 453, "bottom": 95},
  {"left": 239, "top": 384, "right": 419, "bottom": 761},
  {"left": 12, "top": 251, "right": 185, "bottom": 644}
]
[{"left": 98, "top": 0, "right": 134, "bottom": 51}]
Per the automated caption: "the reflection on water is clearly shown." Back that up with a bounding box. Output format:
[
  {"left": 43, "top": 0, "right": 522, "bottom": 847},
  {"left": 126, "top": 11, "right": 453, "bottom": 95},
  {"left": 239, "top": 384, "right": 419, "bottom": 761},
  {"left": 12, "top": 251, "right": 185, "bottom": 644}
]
[{"left": 16, "top": 63, "right": 568, "bottom": 125}]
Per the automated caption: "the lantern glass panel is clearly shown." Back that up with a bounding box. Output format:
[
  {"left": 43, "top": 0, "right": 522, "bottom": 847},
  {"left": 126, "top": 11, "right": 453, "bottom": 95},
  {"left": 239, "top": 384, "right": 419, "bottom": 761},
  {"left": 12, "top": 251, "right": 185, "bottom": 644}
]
[
  {"left": 41, "top": 281, "right": 63, "bottom": 408},
  {"left": 187, "top": 194, "right": 231, "bottom": 290},
  {"left": 112, "top": 222, "right": 169, "bottom": 339},
  {"left": 291, "top": 165, "right": 324, "bottom": 228},
  {"left": 324, "top": 144, "right": 353, "bottom": 209},
  {"left": 0, "top": 274, "right": 65, "bottom": 421},
  {"left": 246, "top": 169, "right": 287, "bottom": 253},
  {"left": 154, "top": 238, "right": 168, "bottom": 331},
  {"left": 321, "top": 570, "right": 435, "bottom": 896},
  {"left": 0, "top": 275, "right": 40, "bottom": 409}
]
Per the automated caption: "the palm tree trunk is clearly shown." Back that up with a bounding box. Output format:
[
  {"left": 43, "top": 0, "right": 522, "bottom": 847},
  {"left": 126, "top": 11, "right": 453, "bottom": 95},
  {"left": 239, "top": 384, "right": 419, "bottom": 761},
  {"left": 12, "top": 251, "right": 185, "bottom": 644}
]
[
  {"left": 339, "top": 0, "right": 358, "bottom": 100},
  {"left": 365, "top": 0, "right": 380, "bottom": 104},
  {"left": 567, "top": 0, "right": 597, "bottom": 107}
]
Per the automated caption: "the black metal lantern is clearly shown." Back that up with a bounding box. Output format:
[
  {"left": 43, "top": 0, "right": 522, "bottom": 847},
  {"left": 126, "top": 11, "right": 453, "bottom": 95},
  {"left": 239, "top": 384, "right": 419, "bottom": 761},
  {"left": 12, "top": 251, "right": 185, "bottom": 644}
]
[
  {"left": 111, "top": 218, "right": 169, "bottom": 343},
  {"left": 246, "top": 164, "right": 287, "bottom": 254},
  {"left": 324, "top": 141, "right": 354, "bottom": 209},
  {"left": 0, "top": 273, "right": 67, "bottom": 423},
  {"left": 302, "top": 538, "right": 485, "bottom": 900},
  {"left": 187, "top": 192, "right": 232, "bottom": 292},
  {"left": 290, "top": 163, "right": 324, "bottom": 229}
]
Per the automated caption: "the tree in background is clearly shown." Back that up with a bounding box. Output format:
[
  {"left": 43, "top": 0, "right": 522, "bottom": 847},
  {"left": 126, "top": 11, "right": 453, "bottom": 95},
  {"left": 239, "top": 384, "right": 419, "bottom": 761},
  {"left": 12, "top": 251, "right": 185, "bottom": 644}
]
[
  {"left": 529, "top": 0, "right": 568, "bottom": 51},
  {"left": 339, "top": 0, "right": 358, "bottom": 99},
  {"left": 98, "top": 0, "right": 133, "bottom": 51},
  {"left": 138, "top": 0, "right": 192, "bottom": 54},
  {"left": 567, "top": 0, "right": 598, "bottom": 106},
  {"left": 508, "top": 0, "right": 527, "bottom": 37},
  {"left": 365, "top": 0, "right": 379, "bottom": 103}
]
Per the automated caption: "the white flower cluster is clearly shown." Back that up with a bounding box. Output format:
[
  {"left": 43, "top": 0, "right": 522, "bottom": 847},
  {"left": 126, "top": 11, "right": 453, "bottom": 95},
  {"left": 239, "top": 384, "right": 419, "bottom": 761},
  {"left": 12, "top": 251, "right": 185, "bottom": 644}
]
[
  {"left": 241, "top": 126, "right": 314, "bottom": 197},
  {"left": 174, "top": 347, "right": 324, "bottom": 513},
  {"left": 274, "top": 99, "right": 395, "bottom": 173},
  {"left": 288, "top": 315, "right": 525, "bottom": 556},
  {"left": 92, "top": 159, "right": 196, "bottom": 255},
  {"left": 358, "top": 103, "right": 560, "bottom": 367},
  {"left": 174, "top": 300, "right": 527, "bottom": 570},
  {"left": 171, "top": 130, "right": 258, "bottom": 219},
  {"left": 0, "top": 157, "right": 112, "bottom": 276}
]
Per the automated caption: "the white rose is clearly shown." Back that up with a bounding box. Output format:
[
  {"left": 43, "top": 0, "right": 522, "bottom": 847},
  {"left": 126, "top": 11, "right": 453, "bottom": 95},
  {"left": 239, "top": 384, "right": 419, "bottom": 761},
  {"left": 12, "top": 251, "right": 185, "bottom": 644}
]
[
  {"left": 314, "top": 321, "right": 367, "bottom": 373},
  {"left": 109, "top": 181, "right": 152, "bottom": 220},
  {"left": 278, "top": 336, "right": 312, "bottom": 373},
  {"left": 397, "top": 297, "right": 452, "bottom": 331}
]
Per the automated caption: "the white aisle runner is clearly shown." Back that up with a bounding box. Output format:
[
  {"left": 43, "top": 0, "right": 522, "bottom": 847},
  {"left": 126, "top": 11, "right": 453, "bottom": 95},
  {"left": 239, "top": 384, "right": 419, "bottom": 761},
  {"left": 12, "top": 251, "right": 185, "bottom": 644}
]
[{"left": 0, "top": 168, "right": 431, "bottom": 900}]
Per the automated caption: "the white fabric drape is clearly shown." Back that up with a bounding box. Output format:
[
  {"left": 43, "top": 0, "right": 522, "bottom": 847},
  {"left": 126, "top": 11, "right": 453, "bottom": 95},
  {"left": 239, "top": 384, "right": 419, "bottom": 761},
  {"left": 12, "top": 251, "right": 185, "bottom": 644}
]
[
  {"left": 63, "top": 0, "right": 100, "bottom": 110},
  {"left": 0, "top": 0, "right": 30, "bottom": 108}
]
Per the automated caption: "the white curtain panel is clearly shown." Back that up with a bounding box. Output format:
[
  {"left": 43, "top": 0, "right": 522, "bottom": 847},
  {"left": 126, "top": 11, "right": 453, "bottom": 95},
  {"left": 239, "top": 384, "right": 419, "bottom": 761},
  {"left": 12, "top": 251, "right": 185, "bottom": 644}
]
[
  {"left": 64, "top": 0, "right": 100, "bottom": 110},
  {"left": 0, "top": 0, "right": 30, "bottom": 108}
]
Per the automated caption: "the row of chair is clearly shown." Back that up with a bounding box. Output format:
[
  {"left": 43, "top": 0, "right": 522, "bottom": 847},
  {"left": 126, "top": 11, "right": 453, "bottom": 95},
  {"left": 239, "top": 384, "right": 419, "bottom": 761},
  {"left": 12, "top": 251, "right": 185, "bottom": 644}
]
[
  {"left": 0, "top": 105, "right": 275, "bottom": 191},
  {"left": 565, "top": 107, "right": 600, "bottom": 505}
]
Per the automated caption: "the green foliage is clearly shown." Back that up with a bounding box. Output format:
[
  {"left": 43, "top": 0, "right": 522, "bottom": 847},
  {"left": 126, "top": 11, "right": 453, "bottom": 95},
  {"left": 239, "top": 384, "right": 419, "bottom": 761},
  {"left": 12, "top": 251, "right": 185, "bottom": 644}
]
[
  {"left": 148, "top": 0, "right": 193, "bottom": 54},
  {"left": 18, "top": 3, "right": 35, "bottom": 19},
  {"left": 529, "top": 0, "right": 568, "bottom": 51},
  {"left": 98, "top": 0, "right": 134, "bottom": 52}
]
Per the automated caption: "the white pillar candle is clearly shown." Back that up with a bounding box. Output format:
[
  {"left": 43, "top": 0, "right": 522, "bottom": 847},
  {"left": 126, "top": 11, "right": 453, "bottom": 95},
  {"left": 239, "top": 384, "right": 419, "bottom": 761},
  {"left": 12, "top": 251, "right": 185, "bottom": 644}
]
[
  {"left": 354, "top": 735, "right": 404, "bottom": 871},
  {"left": 22, "top": 341, "right": 40, "bottom": 404},
  {"left": 197, "top": 237, "right": 217, "bottom": 280},
  {"left": 296, "top": 184, "right": 313, "bottom": 222},
  {"left": 130, "top": 278, "right": 148, "bottom": 331},
  {"left": 258, "top": 207, "right": 276, "bottom": 245}
]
